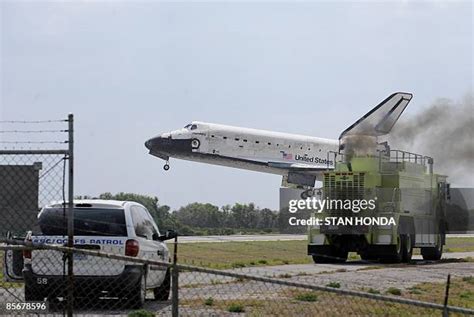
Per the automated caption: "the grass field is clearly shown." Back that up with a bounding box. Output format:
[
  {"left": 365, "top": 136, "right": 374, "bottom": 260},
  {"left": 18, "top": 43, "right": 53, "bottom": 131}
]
[
  {"left": 443, "top": 237, "right": 474, "bottom": 253},
  {"left": 181, "top": 276, "right": 474, "bottom": 316},
  {"left": 405, "top": 276, "right": 474, "bottom": 309},
  {"left": 170, "top": 237, "right": 474, "bottom": 269},
  {"left": 172, "top": 240, "right": 310, "bottom": 269}
]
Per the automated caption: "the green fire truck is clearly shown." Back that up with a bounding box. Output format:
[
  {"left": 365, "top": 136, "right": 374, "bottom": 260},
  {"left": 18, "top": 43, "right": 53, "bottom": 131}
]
[{"left": 307, "top": 147, "right": 450, "bottom": 264}]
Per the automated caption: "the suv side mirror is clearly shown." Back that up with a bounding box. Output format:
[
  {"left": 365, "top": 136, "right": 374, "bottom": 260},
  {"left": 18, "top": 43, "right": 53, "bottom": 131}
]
[{"left": 158, "top": 230, "right": 178, "bottom": 241}]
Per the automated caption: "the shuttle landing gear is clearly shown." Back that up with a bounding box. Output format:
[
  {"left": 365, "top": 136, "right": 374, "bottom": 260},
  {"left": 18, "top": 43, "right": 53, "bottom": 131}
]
[
  {"left": 300, "top": 188, "right": 322, "bottom": 200},
  {"left": 163, "top": 162, "right": 170, "bottom": 171}
]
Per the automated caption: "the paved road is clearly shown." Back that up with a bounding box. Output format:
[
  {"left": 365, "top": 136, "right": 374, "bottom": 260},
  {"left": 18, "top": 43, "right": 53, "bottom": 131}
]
[
  {"left": 210, "top": 251, "right": 474, "bottom": 278},
  {"left": 175, "top": 233, "right": 474, "bottom": 243},
  {"left": 175, "top": 234, "right": 307, "bottom": 243}
]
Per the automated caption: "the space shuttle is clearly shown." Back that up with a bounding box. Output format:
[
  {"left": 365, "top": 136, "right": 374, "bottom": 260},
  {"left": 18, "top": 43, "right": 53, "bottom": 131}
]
[{"left": 145, "top": 92, "right": 413, "bottom": 187}]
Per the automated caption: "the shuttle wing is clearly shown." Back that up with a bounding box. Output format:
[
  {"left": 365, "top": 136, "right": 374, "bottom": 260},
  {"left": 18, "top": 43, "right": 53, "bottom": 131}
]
[
  {"left": 339, "top": 92, "right": 413, "bottom": 139},
  {"left": 267, "top": 161, "right": 325, "bottom": 186},
  {"left": 267, "top": 161, "right": 328, "bottom": 172},
  {"left": 234, "top": 155, "right": 329, "bottom": 173}
]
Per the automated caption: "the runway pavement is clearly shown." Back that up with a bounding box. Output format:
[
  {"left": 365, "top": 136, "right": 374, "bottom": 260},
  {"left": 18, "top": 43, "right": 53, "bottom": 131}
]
[{"left": 176, "top": 233, "right": 474, "bottom": 243}]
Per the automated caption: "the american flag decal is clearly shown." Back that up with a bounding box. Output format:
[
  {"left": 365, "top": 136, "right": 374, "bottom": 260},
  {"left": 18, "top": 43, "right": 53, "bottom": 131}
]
[{"left": 281, "top": 151, "right": 293, "bottom": 160}]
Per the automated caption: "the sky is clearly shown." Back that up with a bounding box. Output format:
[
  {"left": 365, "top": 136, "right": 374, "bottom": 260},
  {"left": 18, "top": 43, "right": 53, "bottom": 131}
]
[{"left": 0, "top": 1, "right": 472, "bottom": 210}]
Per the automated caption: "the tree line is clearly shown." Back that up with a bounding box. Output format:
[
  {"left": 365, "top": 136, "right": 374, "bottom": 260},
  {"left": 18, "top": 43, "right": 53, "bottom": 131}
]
[{"left": 77, "top": 192, "right": 305, "bottom": 235}]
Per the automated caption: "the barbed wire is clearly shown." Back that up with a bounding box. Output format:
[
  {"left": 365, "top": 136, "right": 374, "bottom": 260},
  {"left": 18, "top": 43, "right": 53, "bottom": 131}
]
[
  {"left": 0, "top": 119, "right": 67, "bottom": 124},
  {"left": 0, "top": 130, "right": 68, "bottom": 133},
  {"left": 0, "top": 141, "right": 68, "bottom": 144}
]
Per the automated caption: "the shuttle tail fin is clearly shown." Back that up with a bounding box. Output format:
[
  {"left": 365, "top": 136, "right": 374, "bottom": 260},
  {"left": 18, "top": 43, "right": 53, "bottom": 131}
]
[{"left": 339, "top": 92, "right": 413, "bottom": 139}]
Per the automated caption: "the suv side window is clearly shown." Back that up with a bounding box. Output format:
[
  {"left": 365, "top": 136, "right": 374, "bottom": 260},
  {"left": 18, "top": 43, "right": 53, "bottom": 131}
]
[
  {"left": 131, "top": 206, "right": 158, "bottom": 240},
  {"left": 142, "top": 207, "right": 160, "bottom": 237},
  {"left": 140, "top": 206, "right": 159, "bottom": 238}
]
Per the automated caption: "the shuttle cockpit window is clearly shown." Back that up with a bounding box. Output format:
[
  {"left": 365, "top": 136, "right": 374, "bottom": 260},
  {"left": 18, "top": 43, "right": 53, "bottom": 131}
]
[{"left": 184, "top": 123, "right": 198, "bottom": 130}]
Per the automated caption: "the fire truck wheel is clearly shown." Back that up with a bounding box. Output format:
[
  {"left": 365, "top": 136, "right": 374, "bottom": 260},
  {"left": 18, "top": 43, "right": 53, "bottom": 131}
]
[
  {"left": 360, "top": 252, "right": 378, "bottom": 261},
  {"left": 401, "top": 234, "right": 413, "bottom": 263},
  {"left": 312, "top": 247, "right": 347, "bottom": 264},
  {"left": 421, "top": 234, "right": 443, "bottom": 261},
  {"left": 380, "top": 234, "right": 403, "bottom": 263}
]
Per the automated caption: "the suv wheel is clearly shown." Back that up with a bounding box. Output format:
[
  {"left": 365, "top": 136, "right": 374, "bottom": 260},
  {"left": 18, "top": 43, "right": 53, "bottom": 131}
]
[
  {"left": 25, "top": 283, "right": 44, "bottom": 302},
  {"left": 154, "top": 269, "right": 171, "bottom": 301},
  {"left": 129, "top": 273, "right": 146, "bottom": 308}
]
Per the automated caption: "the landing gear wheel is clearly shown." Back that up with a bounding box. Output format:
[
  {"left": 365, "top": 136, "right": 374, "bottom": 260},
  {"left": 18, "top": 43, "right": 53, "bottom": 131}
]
[
  {"left": 421, "top": 233, "right": 443, "bottom": 261},
  {"left": 163, "top": 163, "right": 170, "bottom": 171},
  {"left": 300, "top": 189, "right": 315, "bottom": 200}
]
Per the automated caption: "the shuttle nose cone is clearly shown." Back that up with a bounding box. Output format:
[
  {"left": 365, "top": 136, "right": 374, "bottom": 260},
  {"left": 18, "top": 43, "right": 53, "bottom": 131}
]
[
  {"left": 145, "top": 135, "right": 173, "bottom": 160},
  {"left": 145, "top": 133, "right": 192, "bottom": 158},
  {"left": 145, "top": 134, "right": 174, "bottom": 152},
  {"left": 145, "top": 138, "right": 152, "bottom": 150},
  {"left": 145, "top": 136, "right": 163, "bottom": 151}
]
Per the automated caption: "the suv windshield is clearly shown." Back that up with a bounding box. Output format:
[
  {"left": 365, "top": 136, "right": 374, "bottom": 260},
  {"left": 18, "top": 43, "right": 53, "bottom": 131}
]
[{"left": 38, "top": 207, "right": 127, "bottom": 236}]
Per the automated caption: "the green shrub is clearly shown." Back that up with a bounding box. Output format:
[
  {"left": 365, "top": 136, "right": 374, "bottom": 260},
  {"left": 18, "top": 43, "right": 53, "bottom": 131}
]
[
  {"left": 386, "top": 287, "right": 402, "bottom": 296},
  {"left": 294, "top": 292, "right": 318, "bottom": 302},
  {"left": 204, "top": 297, "right": 214, "bottom": 306},
  {"left": 232, "top": 262, "right": 246, "bottom": 268},
  {"left": 367, "top": 288, "right": 380, "bottom": 294},
  {"left": 326, "top": 282, "right": 341, "bottom": 288},
  {"left": 128, "top": 310, "right": 155, "bottom": 317},
  {"left": 462, "top": 276, "right": 474, "bottom": 284},
  {"left": 460, "top": 291, "right": 473, "bottom": 299},
  {"left": 258, "top": 259, "right": 268, "bottom": 265},
  {"left": 408, "top": 287, "right": 423, "bottom": 294},
  {"left": 227, "top": 303, "right": 245, "bottom": 313}
]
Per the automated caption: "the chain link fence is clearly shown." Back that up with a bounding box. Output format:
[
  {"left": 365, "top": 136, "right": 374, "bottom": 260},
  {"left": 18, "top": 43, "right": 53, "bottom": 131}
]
[
  {"left": 0, "top": 116, "right": 75, "bottom": 315},
  {"left": 1, "top": 240, "right": 474, "bottom": 316},
  {"left": 0, "top": 118, "right": 71, "bottom": 237},
  {"left": 1, "top": 116, "right": 473, "bottom": 316}
]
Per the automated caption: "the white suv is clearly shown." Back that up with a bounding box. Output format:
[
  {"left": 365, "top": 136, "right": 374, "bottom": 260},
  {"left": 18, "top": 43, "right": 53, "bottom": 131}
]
[{"left": 22, "top": 200, "right": 176, "bottom": 308}]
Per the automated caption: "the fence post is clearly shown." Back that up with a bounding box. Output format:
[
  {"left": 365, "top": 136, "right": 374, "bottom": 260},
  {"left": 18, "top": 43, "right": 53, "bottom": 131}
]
[
  {"left": 171, "top": 235, "right": 179, "bottom": 317},
  {"left": 66, "top": 114, "right": 74, "bottom": 317},
  {"left": 443, "top": 274, "right": 451, "bottom": 317}
]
